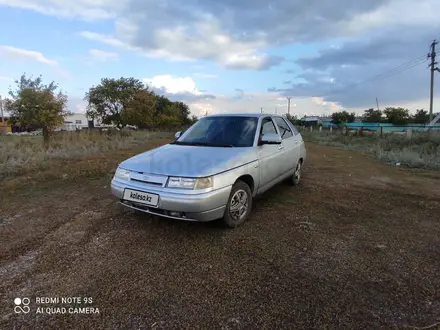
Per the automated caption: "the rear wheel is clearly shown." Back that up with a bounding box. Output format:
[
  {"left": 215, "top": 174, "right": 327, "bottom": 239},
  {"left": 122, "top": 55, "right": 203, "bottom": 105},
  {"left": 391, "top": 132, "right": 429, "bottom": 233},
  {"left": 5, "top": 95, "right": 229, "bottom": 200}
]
[{"left": 222, "top": 181, "right": 252, "bottom": 228}]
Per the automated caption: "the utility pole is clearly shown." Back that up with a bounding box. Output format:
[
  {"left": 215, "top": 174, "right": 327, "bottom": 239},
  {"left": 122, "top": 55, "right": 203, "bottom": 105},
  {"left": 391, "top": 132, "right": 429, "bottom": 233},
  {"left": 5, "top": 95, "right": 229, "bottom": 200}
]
[
  {"left": 428, "top": 40, "right": 440, "bottom": 122},
  {"left": 260, "top": 107, "right": 263, "bottom": 114},
  {"left": 0, "top": 95, "right": 5, "bottom": 134},
  {"left": 376, "top": 97, "right": 380, "bottom": 111},
  {"left": 287, "top": 97, "right": 291, "bottom": 116}
]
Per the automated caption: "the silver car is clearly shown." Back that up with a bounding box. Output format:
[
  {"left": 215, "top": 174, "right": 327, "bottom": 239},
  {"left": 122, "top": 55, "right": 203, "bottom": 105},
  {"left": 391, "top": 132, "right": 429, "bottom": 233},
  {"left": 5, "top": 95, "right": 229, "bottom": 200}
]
[{"left": 111, "top": 113, "right": 306, "bottom": 228}]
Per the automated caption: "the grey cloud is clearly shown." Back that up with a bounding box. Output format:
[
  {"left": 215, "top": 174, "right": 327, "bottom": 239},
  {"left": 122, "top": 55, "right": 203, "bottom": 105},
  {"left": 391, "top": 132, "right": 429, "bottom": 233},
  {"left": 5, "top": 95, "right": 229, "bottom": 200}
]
[
  {"left": 189, "top": 0, "right": 390, "bottom": 42},
  {"left": 277, "top": 25, "right": 439, "bottom": 108},
  {"left": 232, "top": 88, "right": 244, "bottom": 100},
  {"left": 230, "top": 88, "right": 257, "bottom": 101},
  {"left": 222, "top": 54, "right": 285, "bottom": 70},
  {"left": 99, "top": 0, "right": 393, "bottom": 70},
  {"left": 150, "top": 86, "right": 216, "bottom": 103},
  {"left": 260, "top": 56, "right": 285, "bottom": 70},
  {"left": 298, "top": 27, "right": 429, "bottom": 71}
]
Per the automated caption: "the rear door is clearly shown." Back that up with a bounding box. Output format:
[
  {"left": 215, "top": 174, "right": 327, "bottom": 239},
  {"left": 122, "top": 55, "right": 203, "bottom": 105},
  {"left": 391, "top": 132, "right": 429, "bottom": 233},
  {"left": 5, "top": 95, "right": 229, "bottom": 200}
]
[
  {"left": 257, "top": 116, "right": 284, "bottom": 188},
  {"left": 273, "top": 116, "right": 299, "bottom": 174},
  {"left": 289, "top": 121, "right": 306, "bottom": 164}
]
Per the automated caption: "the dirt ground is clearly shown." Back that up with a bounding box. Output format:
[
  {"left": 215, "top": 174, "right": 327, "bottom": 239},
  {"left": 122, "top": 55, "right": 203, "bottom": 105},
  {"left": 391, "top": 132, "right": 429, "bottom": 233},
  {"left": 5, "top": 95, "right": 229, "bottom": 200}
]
[{"left": 1, "top": 142, "right": 440, "bottom": 329}]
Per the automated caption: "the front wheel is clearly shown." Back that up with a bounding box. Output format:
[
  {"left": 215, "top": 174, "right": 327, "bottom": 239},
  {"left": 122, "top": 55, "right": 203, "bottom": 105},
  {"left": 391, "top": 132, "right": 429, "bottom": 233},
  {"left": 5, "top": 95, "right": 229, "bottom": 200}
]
[
  {"left": 222, "top": 181, "right": 252, "bottom": 228},
  {"left": 291, "top": 160, "right": 302, "bottom": 186}
]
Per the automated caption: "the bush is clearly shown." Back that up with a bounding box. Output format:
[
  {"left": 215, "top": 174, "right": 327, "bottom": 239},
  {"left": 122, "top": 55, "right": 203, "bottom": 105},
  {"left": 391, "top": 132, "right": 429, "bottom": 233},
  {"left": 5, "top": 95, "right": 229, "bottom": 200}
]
[
  {"left": 302, "top": 130, "right": 440, "bottom": 170},
  {"left": 0, "top": 130, "right": 173, "bottom": 178},
  {"left": 105, "top": 127, "right": 120, "bottom": 136},
  {"left": 119, "top": 128, "right": 132, "bottom": 137}
]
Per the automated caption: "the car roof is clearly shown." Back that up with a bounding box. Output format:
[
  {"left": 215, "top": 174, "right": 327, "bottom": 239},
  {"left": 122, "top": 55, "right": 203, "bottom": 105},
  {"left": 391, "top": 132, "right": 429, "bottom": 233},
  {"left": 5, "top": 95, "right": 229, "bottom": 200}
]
[{"left": 204, "top": 113, "right": 282, "bottom": 118}]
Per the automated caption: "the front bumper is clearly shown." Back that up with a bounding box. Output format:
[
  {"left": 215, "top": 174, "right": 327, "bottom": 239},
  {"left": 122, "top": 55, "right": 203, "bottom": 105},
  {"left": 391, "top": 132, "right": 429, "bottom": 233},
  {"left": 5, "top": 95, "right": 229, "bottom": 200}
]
[{"left": 111, "top": 179, "right": 231, "bottom": 222}]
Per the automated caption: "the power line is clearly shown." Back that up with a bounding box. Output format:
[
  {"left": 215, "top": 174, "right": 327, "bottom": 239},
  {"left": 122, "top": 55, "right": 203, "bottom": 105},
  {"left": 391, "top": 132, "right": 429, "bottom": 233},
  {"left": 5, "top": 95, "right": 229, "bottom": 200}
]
[
  {"left": 349, "top": 57, "right": 426, "bottom": 86},
  {"left": 287, "top": 55, "right": 428, "bottom": 100},
  {"left": 325, "top": 57, "right": 426, "bottom": 95}
]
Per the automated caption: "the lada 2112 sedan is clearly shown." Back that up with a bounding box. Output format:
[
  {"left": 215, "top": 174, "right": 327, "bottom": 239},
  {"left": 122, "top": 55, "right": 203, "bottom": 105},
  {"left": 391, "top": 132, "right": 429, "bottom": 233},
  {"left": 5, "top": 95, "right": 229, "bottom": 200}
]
[{"left": 111, "top": 113, "right": 306, "bottom": 228}]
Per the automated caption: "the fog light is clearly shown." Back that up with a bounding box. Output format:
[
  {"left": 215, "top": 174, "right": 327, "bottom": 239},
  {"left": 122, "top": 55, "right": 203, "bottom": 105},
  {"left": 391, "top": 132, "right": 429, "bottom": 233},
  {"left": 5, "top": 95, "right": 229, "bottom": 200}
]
[{"left": 169, "top": 211, "right": 182, "bottom": 217}]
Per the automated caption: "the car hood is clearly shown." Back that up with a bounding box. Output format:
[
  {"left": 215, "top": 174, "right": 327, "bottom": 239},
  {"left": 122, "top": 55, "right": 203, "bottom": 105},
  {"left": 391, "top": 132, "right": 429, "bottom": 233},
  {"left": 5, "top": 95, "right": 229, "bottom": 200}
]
[{"left": 119, "top": 144, "right": 257, "bottom": 177}]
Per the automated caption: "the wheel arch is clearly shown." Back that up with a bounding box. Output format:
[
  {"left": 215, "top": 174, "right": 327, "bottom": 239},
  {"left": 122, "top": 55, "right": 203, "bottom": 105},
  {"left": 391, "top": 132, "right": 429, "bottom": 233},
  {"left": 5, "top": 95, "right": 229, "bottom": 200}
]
[{"left": 235, "top": 174, "right": 255, "bottom": 194}]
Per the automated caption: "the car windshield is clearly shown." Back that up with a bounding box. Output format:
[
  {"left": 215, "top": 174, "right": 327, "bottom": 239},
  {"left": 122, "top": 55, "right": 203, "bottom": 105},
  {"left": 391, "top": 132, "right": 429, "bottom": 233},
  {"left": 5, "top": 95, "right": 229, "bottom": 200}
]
[{"left": 173, "top": 116, "right": 258, "bottom": 147}]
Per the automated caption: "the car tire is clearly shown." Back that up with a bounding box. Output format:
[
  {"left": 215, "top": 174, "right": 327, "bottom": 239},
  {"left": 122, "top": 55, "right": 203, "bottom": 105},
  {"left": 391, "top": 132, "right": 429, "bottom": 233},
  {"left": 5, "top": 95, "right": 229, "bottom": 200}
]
[
  {"left": 290, "top": 160, "right": 302, "bottom": 186},
  {"left": 222, "top": 180, "right": 253, "bottom": 228}
]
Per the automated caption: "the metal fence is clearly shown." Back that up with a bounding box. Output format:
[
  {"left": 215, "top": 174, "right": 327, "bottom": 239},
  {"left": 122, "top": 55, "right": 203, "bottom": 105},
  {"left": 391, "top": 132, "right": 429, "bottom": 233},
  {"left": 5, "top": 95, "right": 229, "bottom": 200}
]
[{"left": 320, "top": 122, "right": 440, "bottom": 132}]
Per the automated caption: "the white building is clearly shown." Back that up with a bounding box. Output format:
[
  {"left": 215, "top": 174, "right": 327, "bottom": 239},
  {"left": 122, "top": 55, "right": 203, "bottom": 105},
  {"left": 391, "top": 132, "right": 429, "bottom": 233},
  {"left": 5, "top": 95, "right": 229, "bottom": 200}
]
[{"left": 59, "top": 113, "right": 98, "bottom": 131}]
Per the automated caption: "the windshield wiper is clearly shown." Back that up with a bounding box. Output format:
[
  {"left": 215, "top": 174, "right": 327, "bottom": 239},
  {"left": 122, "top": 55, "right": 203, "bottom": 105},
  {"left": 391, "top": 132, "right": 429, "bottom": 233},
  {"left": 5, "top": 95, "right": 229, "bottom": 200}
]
[
  {"left": 209, "top": 143, "right": 235, "bottom": 148},
  {"left": 171, "top": 141, "right": 234, "bottom": 147}
]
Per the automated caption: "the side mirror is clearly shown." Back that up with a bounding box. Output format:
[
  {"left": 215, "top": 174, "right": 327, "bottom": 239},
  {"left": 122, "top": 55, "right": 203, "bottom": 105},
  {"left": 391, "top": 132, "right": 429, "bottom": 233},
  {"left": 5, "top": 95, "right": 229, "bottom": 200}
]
[
  {"left": 174, "top": 131, "right": 182, "bottom": 139},
  {"left": 260, "top": 133, "right": 282, "bottom": 145}
]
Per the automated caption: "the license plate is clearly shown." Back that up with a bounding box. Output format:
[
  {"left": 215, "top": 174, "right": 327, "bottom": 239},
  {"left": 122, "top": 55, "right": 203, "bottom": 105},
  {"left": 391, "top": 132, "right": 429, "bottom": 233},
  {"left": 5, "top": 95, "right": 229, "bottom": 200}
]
[{"left": 123, "top": 189, "right": 159, "bottom": 207}]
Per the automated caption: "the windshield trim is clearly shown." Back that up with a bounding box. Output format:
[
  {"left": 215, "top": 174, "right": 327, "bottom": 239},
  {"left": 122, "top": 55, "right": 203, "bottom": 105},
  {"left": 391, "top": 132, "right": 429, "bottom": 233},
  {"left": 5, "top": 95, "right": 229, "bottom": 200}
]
[
  {"left": 170, "top": 141, "right": 234, "bottom": 148},
  {"left": 176, "top": 116, "right": 258, "bottom": 148}
]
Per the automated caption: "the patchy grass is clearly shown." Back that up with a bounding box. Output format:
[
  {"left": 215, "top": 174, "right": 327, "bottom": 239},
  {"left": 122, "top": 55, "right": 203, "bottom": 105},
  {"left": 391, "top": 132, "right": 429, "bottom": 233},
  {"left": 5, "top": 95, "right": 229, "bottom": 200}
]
[
  {"left": 302, "top": 130, "right": 440, "bottom": 170},
  {"left": 1, "top": 138, "right": 173, "bottom": 194},
  {"left": 0, "top": 130, "right": 174, "bottom": 179},
  {"left": 1, "top": 143, "right": 439, "bottom": 329}
]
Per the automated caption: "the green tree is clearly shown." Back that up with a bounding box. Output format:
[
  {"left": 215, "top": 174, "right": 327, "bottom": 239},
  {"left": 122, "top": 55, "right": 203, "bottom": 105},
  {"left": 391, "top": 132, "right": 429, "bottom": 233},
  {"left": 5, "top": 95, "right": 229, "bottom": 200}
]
[
  {"left": 85, "top": 77, "right": 144, "bottom": 129},
  {"left": 189, "top": 115, "right": 198, "bottom": 124},
  {"left": 362, "top": 108, "right": 383, "bottom": 123},
  {"left": 410, "top": 109, "right": 429, "bottom": 124},
  {"left": 5, "top": 73, "right": 69, "bottom": 143},
  {"left": 154, "top": 95, "right": 172, "bottom": 116},
  {"left": 383, "top": 107, "right": 410, "bottom": 125},
  {"left": 121, "top": 89, "right": 157, "bottom": 129},
  {"left": 285, "top": 113, "right": 302, "bottom": 126},
  {"left": 174, "top": 101, "right": 191, "bottom": 125},
  {"left": 331, "top": 111, "right": 355, "bottom": 124},
  {"left": 157, "top": 103, "right": 182, "bottom": 128}
]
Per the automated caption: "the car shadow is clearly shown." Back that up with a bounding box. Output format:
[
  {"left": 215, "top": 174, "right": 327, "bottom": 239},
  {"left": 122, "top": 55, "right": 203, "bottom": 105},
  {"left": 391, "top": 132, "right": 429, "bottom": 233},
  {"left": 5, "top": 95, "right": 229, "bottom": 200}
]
[
  {"left": 123, "top": 185, "right": 298, "bottom": 231},
  {"left": 117, "top": 172, "right": 307, "bottom": 233}
]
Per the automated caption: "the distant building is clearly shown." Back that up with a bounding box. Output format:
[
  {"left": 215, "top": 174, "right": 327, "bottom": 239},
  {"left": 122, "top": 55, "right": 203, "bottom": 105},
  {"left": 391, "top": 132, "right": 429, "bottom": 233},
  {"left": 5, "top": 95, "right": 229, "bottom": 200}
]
[
  {"left": 1, "top": 117, "right": 12, "bottom": 133},
  {"left": 58, "top": 113, "right": 99, "bottom": 131},
  {"left": 320, "top": 117, "right": 333, "bottom": 123},
  {"left": 300, "top": 116, "right": 333, "bottom": 127}
]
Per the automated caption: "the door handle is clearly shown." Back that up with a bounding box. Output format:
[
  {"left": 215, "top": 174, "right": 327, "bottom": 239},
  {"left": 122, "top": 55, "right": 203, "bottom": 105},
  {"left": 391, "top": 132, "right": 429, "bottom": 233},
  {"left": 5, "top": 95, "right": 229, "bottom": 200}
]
[{"left": 278, "top": 145, "right": 284, "bottom": 150}]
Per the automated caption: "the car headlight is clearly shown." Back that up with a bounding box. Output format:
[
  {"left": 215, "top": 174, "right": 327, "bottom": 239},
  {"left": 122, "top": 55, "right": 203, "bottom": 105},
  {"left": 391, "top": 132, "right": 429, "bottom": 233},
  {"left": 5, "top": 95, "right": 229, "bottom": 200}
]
[
  {"left": 167, "top": 176, "right": 213, "bottom": 189},
  {"left": 194, "top": 177, "right": 213, "bottom": 189},
  {"left": 114, "top": 167, "right": 130, "bottom": 180}
]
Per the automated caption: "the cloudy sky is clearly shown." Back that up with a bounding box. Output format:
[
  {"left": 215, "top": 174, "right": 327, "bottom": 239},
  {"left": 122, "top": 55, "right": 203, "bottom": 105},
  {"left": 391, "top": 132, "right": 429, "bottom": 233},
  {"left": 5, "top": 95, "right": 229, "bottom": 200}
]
[{"left": 0, "top": 0, "right": 439, "bottom": 117}]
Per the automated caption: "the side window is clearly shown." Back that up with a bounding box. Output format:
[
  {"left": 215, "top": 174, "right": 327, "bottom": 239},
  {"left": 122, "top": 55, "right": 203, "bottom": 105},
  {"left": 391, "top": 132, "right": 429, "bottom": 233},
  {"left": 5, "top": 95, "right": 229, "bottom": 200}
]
[
  {"left": 274, "top": 117, "right": 293, "bottom": 139},
  {"left": 289, "top": 123, "right": 299, "bottom": 135},
  {"left": 260, "top": 117, "right": 277, "bottom": 135}
]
